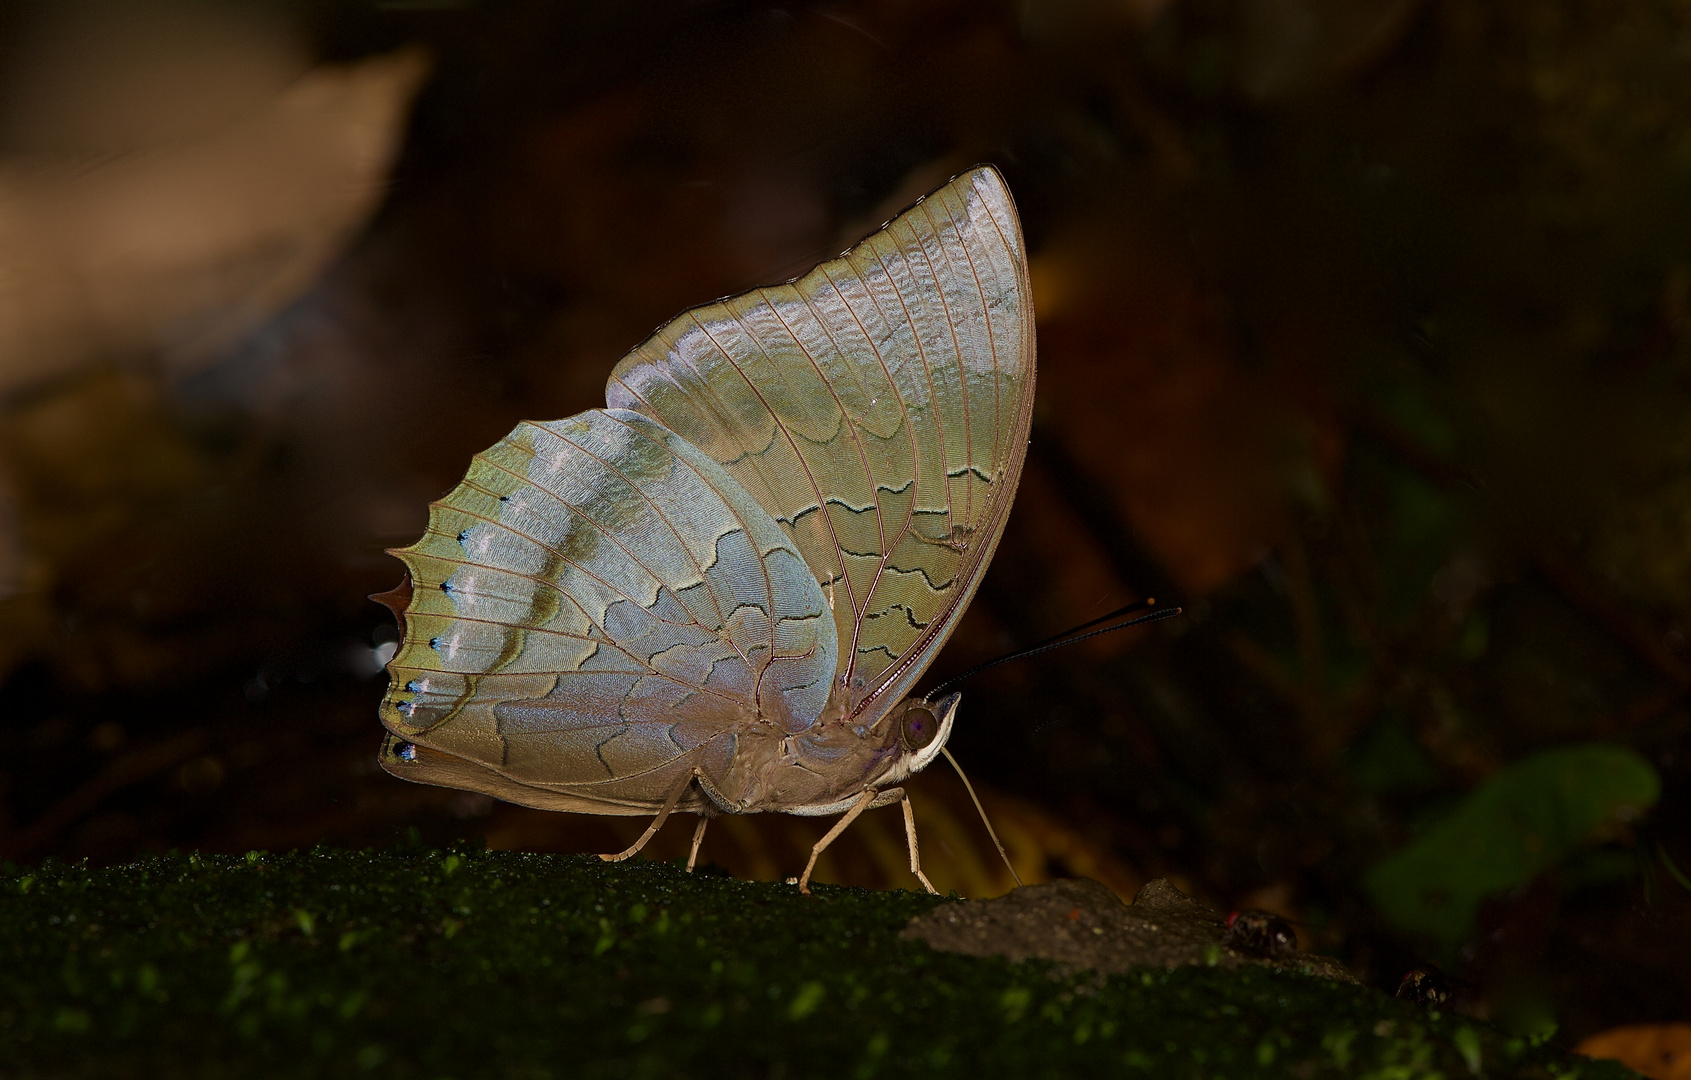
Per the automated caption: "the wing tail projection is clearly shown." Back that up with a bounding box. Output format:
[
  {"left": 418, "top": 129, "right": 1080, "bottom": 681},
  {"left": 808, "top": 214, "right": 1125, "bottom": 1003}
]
[
  {"left": 606, "top": 166, "right": 1036, "bottom": 719},
  {"left": 379, "top": 409, "right": 836, "bottom": 806}
]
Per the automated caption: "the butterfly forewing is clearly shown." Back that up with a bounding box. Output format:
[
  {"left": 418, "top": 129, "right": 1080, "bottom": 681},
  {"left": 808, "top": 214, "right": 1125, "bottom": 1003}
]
[
  {"left": 606, "top": 166, "right": 1035, "bottom": 720},
  {"left": 380, "top": 409, "right": 834, "bottom": 808}
]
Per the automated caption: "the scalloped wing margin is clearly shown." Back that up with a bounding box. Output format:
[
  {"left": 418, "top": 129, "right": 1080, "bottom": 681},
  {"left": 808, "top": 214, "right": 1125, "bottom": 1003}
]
[
  {"left": 378, "top": 408, "right": 835, "bottom": 808},
  {"left": 606, "top": 165, "right": 1036, "bottom": 721}
]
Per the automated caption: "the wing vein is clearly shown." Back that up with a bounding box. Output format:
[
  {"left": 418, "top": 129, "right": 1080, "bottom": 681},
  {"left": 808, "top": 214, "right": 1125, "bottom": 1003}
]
[
  {"left": 800, "top": 272, "right": 924, "bottom": 684},
  {"left": 926, "top": 194, "right": 1001, "bottom": 503},
  {"left": 465, "top": 443, "right": 717, "bottom": 638},
  {"left": 434, "top": 495, "right": 706, "bottom": 632},
  {"left": 598, "top": 410, "right": 784, "bottom": 719},
  {"left": 753, "top": 288, "right": 890, "bottom": 686},
  {"left": 687, "top": 310, "right": 860, "bottom": 666},
  {"left": 535, "top": 420, "right": 745, "bottom": 666}
]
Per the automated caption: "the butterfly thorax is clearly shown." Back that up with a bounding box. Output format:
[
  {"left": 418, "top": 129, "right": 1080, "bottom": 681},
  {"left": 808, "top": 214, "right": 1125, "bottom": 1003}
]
[{"left": 703, "top": 693, "right": 959, "bottom": 816}]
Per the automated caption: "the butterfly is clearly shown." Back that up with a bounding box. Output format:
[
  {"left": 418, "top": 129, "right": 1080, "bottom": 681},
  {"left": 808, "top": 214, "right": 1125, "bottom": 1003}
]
[{"left": 374, "top": 165, "right": 1035, "bottom": 893}]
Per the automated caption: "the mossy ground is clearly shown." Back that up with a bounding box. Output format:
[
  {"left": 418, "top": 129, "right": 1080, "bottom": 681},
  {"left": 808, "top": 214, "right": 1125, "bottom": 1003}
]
[{"left": 0, "top": 847, "right": 1640, "bottom": 1079}]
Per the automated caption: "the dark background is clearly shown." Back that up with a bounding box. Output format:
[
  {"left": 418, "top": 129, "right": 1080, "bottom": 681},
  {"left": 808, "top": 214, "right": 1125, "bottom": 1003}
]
[{"left": 0, "top": 0, "right": 1686, "bottom": 1051}]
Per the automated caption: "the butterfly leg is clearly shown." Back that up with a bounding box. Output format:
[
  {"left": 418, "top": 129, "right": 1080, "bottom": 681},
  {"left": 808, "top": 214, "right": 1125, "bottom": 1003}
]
[
  {"left": 796, "top": 786, "right": 878, "bottom": 896},
  {"left": 601, "top": 767, "right": 697, "bottom": 863},
  {"left": 685, "top": 815, "right": 709, "bottom": 873},
  {"left": 898, "top": 792, "right": 939, "bottom": 895}
]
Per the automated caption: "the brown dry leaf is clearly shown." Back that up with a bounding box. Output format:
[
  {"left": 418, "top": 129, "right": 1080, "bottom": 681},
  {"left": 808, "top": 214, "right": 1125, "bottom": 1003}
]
[
  {"left": 0, "top": 0, "right": 308, "bottom": 154},
  {"left": 1576, "top": 1023, "right": 1691, "bottom": 1080},
  {"left": 1000, "top": 459, "right": 1137, "bottom": 652},
  {"left": 1034, "top": 220, "right": 1297, "bottom": 595},
  {"left": 1231, "top": 0, "right": 1423, "bottom": 100},
  {"left": 1143, "top": 0, "right": 1422, "bottom": 101},
  {"left": 0, "top": 45, "right": 430, "bottom": 394}
]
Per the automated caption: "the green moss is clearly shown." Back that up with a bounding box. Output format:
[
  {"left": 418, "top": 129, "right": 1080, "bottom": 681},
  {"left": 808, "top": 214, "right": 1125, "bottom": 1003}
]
[{"left": 0, "top": 848, "right": 1639, "bottom": 1079}]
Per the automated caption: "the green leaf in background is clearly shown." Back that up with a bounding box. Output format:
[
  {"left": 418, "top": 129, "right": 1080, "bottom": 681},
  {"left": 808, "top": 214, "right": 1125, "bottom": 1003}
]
[
  {"left": 1366, "top": 743, "right": 1660, "bottom": 943},
  {"left": 1343, "top": 719, "right": 1442, "bottom": 795}
]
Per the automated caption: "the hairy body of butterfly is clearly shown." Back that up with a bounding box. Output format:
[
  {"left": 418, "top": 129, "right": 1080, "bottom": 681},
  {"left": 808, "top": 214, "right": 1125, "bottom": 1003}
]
[{"left": 375, "top": 166, "right": 1035, "bottom": 893}]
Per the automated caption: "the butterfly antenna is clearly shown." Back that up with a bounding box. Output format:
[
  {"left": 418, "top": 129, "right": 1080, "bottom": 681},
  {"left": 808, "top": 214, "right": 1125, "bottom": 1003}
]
[
  {"left": 941, "top": 746, "right": 1023, "bottom": 888},
  {"left": 923, "top": 599, "right": 1183, "bottom": 703}
]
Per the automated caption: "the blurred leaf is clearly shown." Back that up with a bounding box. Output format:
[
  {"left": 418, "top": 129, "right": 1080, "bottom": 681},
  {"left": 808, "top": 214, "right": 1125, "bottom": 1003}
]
[
  {"left": 1457, "top": 612, "right": 1489, "bottom": 660},
  {"left": 1660, "top": 845, "right": 1691, "bottom": 894},
  {"left": 1365, "top": 743, "right": 1660, "bottom": 942},
  {"left": 0, "top": 44, "right": 429, "bottom": 392},
  {"left": 1342, "top": 719, "right": 1440, "bottom": 795},
  {"left": 1362, "top": 363, "right": 1458, "bottom": 460},
  {"left": 1557, "top": 847, "right": 1637, "bottom": 894},
  {"left": 1380, "top": 469, "right": 1459, "bottom": 623},
  {"left": 1576, "top": 1023, "right": 1691, "bottom": 1080},
  {"left": 1591, "top": 472, "right": 1691, "bottom": 609}
]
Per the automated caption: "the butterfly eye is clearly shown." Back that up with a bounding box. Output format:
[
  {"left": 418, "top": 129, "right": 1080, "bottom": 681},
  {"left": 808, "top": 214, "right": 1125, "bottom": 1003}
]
[{"left": 901, "top": 706, "right": 939, "bottom": 751}]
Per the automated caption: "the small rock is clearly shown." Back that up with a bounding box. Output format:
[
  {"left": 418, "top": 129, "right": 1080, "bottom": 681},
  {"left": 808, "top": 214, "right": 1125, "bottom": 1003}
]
[{"left": 901, "top": 877, "right": 1357, "bottom": 983}]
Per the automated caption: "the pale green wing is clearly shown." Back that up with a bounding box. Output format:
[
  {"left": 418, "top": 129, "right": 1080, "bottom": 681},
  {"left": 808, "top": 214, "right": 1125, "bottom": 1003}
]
[
  {"left": 378, "top": 408, "right": 835, "bottom": 810},
  {"left": 606, "top": 166, "right": 1035, "bottom": 720}
]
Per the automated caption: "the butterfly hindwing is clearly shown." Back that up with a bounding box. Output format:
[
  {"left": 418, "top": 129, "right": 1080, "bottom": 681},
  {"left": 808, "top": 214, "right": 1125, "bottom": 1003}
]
[{"left": 379, "top": 409, "right": 835, "bottom": 808}]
